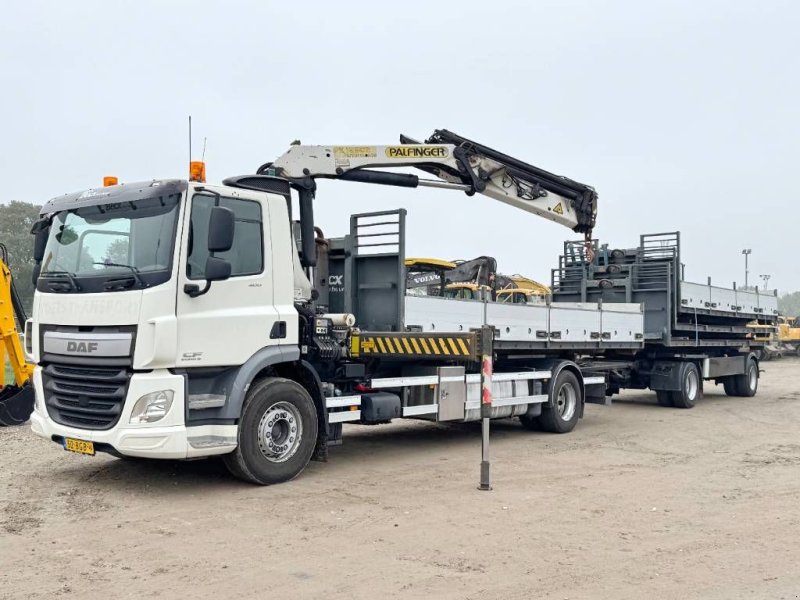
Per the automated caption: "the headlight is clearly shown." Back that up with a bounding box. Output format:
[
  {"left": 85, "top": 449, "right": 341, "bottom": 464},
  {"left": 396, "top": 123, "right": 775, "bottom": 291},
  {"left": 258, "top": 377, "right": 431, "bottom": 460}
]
[{"left": 130, "top": 390, "right": 174, "bottom": 424}]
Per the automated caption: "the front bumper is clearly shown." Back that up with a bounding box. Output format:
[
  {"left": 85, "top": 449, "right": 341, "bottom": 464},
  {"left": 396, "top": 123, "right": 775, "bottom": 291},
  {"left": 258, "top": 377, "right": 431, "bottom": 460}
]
[{"left": 29, "top": 368, "right": 237, "bottom": 459}]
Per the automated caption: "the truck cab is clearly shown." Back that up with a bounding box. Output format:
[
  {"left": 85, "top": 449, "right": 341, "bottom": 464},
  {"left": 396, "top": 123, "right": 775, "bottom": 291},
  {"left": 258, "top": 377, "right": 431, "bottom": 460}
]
[{"left": 28, "top": 179, "right": 303, "bottom": 460}]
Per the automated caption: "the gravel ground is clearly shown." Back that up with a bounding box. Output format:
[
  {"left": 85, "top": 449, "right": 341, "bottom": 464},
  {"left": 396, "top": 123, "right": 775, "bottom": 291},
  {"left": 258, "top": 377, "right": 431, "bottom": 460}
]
[{"left": 1, "top": 359, "right": 799, "bottom": 600}]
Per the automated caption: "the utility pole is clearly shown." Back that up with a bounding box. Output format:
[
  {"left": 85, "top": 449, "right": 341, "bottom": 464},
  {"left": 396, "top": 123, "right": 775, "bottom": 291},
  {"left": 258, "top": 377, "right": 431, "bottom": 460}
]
[
  {"left": 742, "top": 249, "right": 752, "bottom": 288},
  {"left": 760, "top": 274, "right": 771, "bottom": 289}
]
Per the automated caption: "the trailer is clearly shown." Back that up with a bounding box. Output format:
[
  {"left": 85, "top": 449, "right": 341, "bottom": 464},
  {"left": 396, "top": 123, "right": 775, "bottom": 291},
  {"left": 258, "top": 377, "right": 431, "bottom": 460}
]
[{"left": 25, "top": 129, "right": 772, "bottom": 485}]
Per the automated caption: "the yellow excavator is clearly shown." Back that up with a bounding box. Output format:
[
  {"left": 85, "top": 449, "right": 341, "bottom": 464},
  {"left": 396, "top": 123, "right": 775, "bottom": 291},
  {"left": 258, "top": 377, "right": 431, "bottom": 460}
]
[
  {"left": 496, "top": 274, "right": 551, "bottom": 304},
  {"left": 778, "top": 316, "right": 800, "bottom": 355},
  {"left": 0, "top": 244, "right": 35, "bottom": 426},
  {"left": 405, "top": 257, "right": 550, "bottom": 303}
]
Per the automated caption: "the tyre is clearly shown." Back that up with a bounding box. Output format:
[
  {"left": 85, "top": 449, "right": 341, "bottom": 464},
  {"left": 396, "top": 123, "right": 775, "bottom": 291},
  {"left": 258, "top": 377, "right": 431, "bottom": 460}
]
[
  {"left": 731, "top": 357, "right": 758, "bottom": 397},
  {"left": 224, "top": 377, "right": 318, "bottom": 485},
  {"left": 519, "top": 413, "right": 541, "bottom": 431},
  {"left": 722, "top": 378, "right": 739, "bottom": 397},
  {"left": 655, "top": 390, "right": 673, "bottom": 407},
  {"left": 537, "top": 370, "right": 582, "bottom": 433},
  {"left": 671, "top": 362, "right": 701, "bottom": 409}
]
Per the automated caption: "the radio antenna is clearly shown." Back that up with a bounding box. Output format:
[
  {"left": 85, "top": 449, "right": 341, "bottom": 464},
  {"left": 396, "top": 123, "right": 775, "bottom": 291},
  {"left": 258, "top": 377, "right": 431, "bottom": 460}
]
[{"left": 188, "top": 115, "right": 192, "bottom": 163}]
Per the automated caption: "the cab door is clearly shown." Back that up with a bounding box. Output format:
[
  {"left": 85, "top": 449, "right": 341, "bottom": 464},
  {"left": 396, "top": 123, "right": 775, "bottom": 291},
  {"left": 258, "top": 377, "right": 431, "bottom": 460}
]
[{"left": 175, "top": 185, "right": 278, "bottom": 367}]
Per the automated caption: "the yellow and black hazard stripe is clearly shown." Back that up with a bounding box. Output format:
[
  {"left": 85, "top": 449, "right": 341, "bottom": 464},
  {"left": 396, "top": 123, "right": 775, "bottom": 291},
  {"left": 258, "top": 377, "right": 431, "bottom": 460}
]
[{"left": 351, "top": 332, "right": 476, "bottom": 360}]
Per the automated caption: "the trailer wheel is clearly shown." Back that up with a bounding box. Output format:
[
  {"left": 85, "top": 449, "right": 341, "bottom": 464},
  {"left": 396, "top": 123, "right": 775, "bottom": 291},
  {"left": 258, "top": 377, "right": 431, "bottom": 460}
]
[
  {"left": 223, "top": 377, "right": 318, "bottom": 485},
  {"left": 538, "top": 370, "right": 582, "bottom": 433},
  {"left": 732, "top": 358, "right": 758, "bottom": 397},
  {"left": 722, "top": 378, "right": 739, "bottom": 397},
  {"left": 655, "top": 390, "right": 673, "bottom": 407},
  {"left": 670, "top": 362, "right": 701, "bottom": 409}
]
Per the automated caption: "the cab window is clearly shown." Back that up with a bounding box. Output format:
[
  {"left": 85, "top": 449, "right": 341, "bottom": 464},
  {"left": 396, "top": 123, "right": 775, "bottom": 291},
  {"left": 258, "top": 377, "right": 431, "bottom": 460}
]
[{"left": 187, "top": 194, "right": 263, "bottom": 280}]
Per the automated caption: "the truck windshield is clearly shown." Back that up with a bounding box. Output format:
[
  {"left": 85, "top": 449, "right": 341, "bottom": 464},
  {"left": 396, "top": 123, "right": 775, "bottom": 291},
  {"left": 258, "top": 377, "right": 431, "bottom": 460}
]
[{"left": 39, "top": 193, "right": 181, "bottom": 292}]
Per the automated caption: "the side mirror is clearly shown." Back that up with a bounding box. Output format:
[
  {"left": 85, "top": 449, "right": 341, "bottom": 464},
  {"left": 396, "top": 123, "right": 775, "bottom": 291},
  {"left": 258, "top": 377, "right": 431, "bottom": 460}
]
[
  {"left": 208, "top": 206, "right": 234, "bottom": 253},
  {"left": 204, "top": 256, "right": 231, "bottom": 282},
  {"left": 32, "top": 226, "right": 49, "bottom": 262},
  {"left": 183, "top": 257, "right": 231, "bottom": 298},
  {"left": 31, "top": 263, "right": 41, "bottom": 286},
  {"left": 30, "top": 218, "right": 50, "bottom": 285}
]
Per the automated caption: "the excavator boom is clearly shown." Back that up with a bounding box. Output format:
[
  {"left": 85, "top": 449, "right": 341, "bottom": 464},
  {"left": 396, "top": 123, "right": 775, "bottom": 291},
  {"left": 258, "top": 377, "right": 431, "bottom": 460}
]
[{"left": 265, "top": 129, "right": 597, "bottom": 236}]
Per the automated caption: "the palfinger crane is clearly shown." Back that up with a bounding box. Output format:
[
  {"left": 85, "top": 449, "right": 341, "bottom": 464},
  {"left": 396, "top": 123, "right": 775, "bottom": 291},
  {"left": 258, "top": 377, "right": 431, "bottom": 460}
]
[{"left": 252, "top": 129, "right": 598, "bottom": 267}]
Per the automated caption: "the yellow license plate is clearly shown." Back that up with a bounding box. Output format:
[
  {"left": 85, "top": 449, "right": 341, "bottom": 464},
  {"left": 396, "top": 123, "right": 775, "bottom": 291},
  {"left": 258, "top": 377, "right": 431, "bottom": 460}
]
[{"left": 64, "top": 437, "right": 95, "bottom": 456}]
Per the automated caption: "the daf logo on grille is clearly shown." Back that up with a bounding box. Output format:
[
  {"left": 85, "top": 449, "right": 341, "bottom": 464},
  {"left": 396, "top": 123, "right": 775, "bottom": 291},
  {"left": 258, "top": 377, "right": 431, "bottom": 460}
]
[{"left": 67, "top": 341, "right": 99, "bottom": 353}]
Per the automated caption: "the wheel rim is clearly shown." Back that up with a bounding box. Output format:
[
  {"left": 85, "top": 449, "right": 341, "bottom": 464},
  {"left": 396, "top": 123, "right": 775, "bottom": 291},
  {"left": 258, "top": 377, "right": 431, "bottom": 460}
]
[
  {"left": 748, "top": 365, "right": 757, "bottom": 391},
  {"left": 257, "top": 402, "right": 303, "bottom": 463},
  {"left": 685, "top": 369, "right": 698, "bottom": 400},
  {"left": 556, "top": 382, "right": 577, "bottom": 421}
]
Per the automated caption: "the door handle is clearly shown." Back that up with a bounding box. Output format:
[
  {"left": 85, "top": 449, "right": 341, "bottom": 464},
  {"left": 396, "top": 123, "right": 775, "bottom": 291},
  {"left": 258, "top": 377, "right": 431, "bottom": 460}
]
[{"left": 270, "top": 321, "right": 287, "bottom": 339}]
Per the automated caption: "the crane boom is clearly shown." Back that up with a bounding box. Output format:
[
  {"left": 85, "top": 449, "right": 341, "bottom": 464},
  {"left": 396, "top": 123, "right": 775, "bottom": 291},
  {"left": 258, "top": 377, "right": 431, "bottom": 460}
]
[{"left": 263, "top": 129, "right": 597, "bottom": 236}]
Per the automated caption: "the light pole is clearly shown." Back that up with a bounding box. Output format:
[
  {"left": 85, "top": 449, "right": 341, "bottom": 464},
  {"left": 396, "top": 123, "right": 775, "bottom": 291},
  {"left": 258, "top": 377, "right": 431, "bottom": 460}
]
[
  {"left": 760, "top": 274, "right": 771, "bottom": 289},
  {"left": 742, "top": 249, "right": 751, "bottom": 288}
]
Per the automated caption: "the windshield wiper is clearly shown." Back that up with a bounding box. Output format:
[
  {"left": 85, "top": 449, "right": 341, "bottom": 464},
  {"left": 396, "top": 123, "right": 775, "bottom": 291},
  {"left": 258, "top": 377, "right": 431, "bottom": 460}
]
[
  {"left": 94, "top": 262, "right": 147, "bottom": 289},
  {"left": 40, "top": 270, "right": 81, "bottom": 291}
]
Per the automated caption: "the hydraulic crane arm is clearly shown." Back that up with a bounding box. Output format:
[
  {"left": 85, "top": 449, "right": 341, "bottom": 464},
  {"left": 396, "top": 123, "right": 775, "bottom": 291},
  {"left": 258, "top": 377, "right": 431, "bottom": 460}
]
[
  {"left": 239, "top": 129, "right": 597, "bottom": 268},
  {"left": 262, "top": 129, "right": 597, "bottom": 234}
]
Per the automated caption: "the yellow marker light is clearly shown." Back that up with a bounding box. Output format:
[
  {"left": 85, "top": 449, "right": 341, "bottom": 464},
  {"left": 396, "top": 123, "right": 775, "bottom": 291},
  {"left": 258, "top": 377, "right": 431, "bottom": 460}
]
[
  {"left": 189, "top": 161, "right": 206, "bottom": 183},
  {"left": 103, "top": 176, "right": 119, "bottom": 187}
]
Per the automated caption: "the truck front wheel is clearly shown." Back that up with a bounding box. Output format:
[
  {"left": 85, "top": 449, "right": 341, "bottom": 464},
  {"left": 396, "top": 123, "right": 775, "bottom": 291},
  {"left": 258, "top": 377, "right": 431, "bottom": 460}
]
[{"left": 224, "top": 377, "right": 318, "bottom": 485}]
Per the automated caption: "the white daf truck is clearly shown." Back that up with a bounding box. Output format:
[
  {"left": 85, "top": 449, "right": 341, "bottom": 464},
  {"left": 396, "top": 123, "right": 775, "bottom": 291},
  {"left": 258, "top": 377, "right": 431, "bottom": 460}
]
[{"left": 26, "top": 130, "right": 770, "bottom": 485}]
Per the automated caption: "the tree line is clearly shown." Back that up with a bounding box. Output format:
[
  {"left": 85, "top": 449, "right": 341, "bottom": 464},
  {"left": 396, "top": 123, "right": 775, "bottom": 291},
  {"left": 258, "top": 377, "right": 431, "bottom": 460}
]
[{"left": 1, "top": 201, "right": 41, "bottom": 315}]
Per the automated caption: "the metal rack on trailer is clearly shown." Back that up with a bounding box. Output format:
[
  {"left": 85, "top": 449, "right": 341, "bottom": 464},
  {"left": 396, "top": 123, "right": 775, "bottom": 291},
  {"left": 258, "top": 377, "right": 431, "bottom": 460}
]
[{"left": 551, "top": 232, "right": 777, "bottom": 406}]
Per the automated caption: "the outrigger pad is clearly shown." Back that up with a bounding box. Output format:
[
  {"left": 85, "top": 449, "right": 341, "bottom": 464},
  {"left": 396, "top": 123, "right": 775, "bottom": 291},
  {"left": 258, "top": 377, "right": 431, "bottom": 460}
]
[{"left": 0, "top": 384, "right": 35, "bottom": 426}]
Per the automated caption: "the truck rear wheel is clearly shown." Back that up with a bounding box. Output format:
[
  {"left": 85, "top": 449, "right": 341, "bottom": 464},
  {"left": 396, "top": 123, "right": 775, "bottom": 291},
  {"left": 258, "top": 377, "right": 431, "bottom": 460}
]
[
  {"left": 537, "top": 370, "right": 581, "bottom": 433},
  {"left": 224, "top": 377, "right": 318, "bottom": 485},
  {"left": 670, "top": 362, "right": 701, "bottom": 409}
]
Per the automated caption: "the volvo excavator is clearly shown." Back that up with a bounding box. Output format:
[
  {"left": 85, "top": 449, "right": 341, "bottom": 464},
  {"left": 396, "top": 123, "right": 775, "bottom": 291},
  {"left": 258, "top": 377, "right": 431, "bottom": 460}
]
[
  {"left": 0, "top": 244, "right": 34, "bottom": 426},
  {"left": 406, "top": 256, "right": 498, "bottom": 296},
  {"left": 406, "top": 256, "right": 550, "bottom": 303}
]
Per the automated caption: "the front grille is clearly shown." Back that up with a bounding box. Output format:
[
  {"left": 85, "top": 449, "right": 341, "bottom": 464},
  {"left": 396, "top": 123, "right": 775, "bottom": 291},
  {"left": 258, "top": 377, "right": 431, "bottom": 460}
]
[{"left": 43, "top": 363, "right": 131, "bottom": 430}]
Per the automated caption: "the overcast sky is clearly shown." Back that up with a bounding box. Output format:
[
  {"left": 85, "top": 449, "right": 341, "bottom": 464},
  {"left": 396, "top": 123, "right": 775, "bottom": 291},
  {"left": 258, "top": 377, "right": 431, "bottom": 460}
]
[{"left": 2, "top": 0, "right": 798, "bottom": 291}]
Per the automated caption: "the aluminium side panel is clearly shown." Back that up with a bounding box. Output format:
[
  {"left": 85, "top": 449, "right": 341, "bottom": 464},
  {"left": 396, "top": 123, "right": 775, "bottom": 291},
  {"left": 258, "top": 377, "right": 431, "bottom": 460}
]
[
  {"left": 404, "top": 295, "right": 484, "bottom": 332},
  {"left": 709, "top": 286, "right": 738, "bottom": 314},
  {"left": 548, "top": 302, "right": 602, "bottom": 342},
  {"left": 601, "top": 304, "right": 644, "bottom": 343},
  {"left": 680, "top": 282, "right": 710, "bottom": 311},
  {"left": 486, "top": 302, "right": 548, "bottom": 342},
  {"left": 737, "top": 289, "right": 759, "bottom": 315},
  {"left": 757, "top": 291, "right": 779, "bottom": 317}
]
